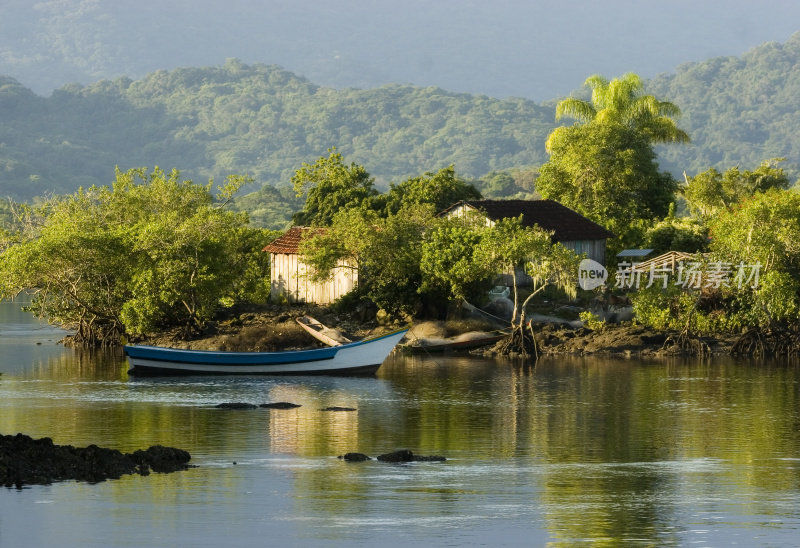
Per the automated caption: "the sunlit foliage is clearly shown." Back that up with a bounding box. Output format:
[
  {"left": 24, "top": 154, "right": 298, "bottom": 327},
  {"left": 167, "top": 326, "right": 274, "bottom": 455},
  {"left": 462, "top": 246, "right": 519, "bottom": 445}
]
[{"left": 0, "top": 167, "right": 271, "bottom": 344}]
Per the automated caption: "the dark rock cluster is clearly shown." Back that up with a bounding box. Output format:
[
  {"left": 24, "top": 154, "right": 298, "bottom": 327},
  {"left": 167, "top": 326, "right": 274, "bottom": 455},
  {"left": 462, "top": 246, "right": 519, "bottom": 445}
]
[
  {"left": 1, "top": 433, "right": 191, "bottom": 489},
  {"left": 321, "top": 406, "right": 357, "bottom": 412},
  {"left": 215, "top": 402, "right": 258, "bottom": 409},
  {"left": 377, "top": 449, "right": 446, "bottom": 462},
  {"left": 260, "top": 402, "right": 302, "bottom": 409},
  {"left": 339, "top": 452, "right": 371, "bottom": 462},
  {"left": 338, "top": 449, "right": 446, "bottom": 462},
  {"left": 214, "top": 402, "right": 301, "bottom": 409}
]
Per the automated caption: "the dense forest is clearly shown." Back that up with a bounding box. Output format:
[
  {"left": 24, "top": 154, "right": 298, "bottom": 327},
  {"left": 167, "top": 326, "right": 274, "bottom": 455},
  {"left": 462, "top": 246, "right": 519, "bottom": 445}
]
[
  {"left": 650, "top": 32, "right": 800, "bottom": 176},
  {"left": 0, "top": 61, "right": 554, "bottom": 202},
  {"left": 1, "top": 34, "right": 800, "bottom": 225}
]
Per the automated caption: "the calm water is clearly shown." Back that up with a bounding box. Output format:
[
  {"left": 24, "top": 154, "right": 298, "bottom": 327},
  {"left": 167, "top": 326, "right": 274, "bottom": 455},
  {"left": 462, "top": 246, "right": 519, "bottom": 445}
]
[{"left": 1, "top": 300, "right": 799, "bottom": 547}]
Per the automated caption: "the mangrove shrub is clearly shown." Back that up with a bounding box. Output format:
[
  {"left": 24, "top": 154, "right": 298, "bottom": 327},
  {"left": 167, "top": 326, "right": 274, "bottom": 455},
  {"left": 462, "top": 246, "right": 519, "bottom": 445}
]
[{"left": 0, "top": 167, "right": 270, "bottom": 345}]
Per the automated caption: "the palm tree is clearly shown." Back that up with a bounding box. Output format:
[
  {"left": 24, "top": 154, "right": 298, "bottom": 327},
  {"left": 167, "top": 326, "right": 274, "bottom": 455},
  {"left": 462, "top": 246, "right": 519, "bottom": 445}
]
[{"left": 547, "top": 73, "right": 689, "bottom": 150}]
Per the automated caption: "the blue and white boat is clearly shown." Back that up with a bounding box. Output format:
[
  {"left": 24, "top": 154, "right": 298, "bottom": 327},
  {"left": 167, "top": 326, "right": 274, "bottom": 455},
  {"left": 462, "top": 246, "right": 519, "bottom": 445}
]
[{"left": 125, "top": 328, "right": 408, "bottom": 376}]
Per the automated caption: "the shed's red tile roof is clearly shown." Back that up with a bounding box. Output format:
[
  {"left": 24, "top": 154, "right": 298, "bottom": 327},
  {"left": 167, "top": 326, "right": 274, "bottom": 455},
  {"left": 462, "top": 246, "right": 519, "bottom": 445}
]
[
  {"left": 441, "top": 199, "right": 615, "bottom": 241},
  {"left": 262, "top": 226, "right": 327, "bottom": 254}
]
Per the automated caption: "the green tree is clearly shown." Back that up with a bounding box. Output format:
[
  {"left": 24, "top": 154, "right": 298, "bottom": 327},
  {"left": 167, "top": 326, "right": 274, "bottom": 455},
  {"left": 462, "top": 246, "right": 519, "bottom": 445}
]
[
  {"left": 708, "top": 188, "right": 800, "bottom": 326},
  {"left": 634, "top": 190, "right": 800, "bottom": 337},
  {"left": 636, "top": 188, "right": 800, "bottom": 335},
  {"left": 682, "top": 158, "right": 791, "bottom": 218},
  {"left": 539, "top": 73, "right": 688, "bottom": 255},
  {"left": 0, "top": 167, "right": 268, "bottom": 344},
  {"left": 291, "top": 148, "right": 380, "bottom": 226},
  {"left": 419, "top": 212, "right": 493, "bottom": 302},
  {"left": 474, "top": 217, "right": 578, "bottom": 330},
  {"left": 234, "top": 183, "right": 303, "bottom": 230},
  {"left": 421, "top": 214, "right": 580, "bottom": 356},
  {"left": 679, "top": 168, "right": 726, "bottom": 218},
  {"left": 538, "top": 121, "right": 676, "bottom": 254},
  {"left": 299, "top": 204, "right": 437, "bottom": 316},
  {"left": 550, "top": 72, "right": 689, "bottom": 148},
  {"left": 644, "top": 212, "right": 708, "bottom": 255},
  {"left": 478, "top": 170, "right": 521, "bottom": 198},
  {"left": 384, "top": 166, "right": 482, "bottom": 215}
]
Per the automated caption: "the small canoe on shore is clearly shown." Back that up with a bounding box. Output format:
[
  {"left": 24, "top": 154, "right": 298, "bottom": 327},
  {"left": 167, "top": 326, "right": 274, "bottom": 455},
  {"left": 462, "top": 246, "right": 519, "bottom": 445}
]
[
  {"left": 399, "top": 330, "right": 508, "bottom": 354},
  {"left": 125, "top": 328, "right": 408, "bottom": 376},
  {"left": 296, "top": 316, "right": 352, "bottom": 347}
]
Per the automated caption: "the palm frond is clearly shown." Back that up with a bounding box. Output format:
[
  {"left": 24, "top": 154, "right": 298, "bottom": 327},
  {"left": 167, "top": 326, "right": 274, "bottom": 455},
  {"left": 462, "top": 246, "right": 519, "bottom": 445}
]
[
  {"left": 555, "top": 98, "right": 596, "bottom": 122},
  {"left": 642, "top": 117, "right": 691, "bottom": 144},
  {"left": 584, "top": 74, "right": 609, "bottom": 90},
  {"left": 557, "top": 72, "right": 689, "bottom": 146}
]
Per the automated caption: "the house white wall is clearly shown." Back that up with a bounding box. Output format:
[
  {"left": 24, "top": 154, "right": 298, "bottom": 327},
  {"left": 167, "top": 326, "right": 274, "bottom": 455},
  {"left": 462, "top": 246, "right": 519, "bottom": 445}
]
[{"left": 447, "top": 203, "right": 495, "bottom": 226}]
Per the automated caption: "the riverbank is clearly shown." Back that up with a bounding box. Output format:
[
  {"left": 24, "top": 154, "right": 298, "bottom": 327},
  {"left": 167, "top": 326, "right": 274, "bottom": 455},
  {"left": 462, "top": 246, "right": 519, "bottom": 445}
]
[
  {"left": 530, "top": 322, "right": 737, "bottom": 357},
  {"left": 128, "top": 302, "right": 743, "bottom": 359},
  {"left": 129, "top": 303, "right": 399, "bottom": 351}
]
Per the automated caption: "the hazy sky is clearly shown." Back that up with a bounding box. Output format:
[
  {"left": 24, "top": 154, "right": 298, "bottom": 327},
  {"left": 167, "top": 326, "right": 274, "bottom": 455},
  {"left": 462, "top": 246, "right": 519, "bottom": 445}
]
[
  {"left": 148, "top": 0, "right": 800, "bottom": 99},
  {"left": 3, "top": 0, "right": 800, "bottom": 100}
]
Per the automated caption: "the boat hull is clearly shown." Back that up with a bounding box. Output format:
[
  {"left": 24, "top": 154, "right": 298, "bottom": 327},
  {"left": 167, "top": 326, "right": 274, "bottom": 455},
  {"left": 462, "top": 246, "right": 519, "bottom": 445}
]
[{"left": 125, "top": 329, "right": 408, "bottom": 376}]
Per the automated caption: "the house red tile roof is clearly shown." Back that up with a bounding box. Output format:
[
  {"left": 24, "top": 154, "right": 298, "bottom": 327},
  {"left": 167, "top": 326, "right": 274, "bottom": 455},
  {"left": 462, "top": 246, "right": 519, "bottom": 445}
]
[
  {"left": 441, "top": 199, "right": 615, "bottom": 241},
  {"left": 262, "top": 226, "right": 327, "bottom": 254}
]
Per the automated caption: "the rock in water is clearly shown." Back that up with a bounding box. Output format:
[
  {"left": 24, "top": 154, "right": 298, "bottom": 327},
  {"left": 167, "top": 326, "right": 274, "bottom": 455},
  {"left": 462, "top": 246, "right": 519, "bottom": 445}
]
[
  {"left": 259, "top": 402, "right": 301, "bottom": 409},
  {"left": 215, "top": 402, "right": 257, "bottom": 409},
  {"left": 377, "top": 449, "right": 414, "bottom": 462},
  {"left": 376, "top": 449, "right": 447, "bottom": 463},
  {"left": 320, "top": 406, "right": 357, "bottom": 412},
  {"left": 1, "top": 433, "right": 191, "bottom": 488},
  {"left": 130, "top": 445, "right": 193, "bottom": 473},
  {"left": 413, "top": 454, "right": 447, "bottom": 462},
  {"left": 339, "top": 453, "right": 371, "bottom": 462}
]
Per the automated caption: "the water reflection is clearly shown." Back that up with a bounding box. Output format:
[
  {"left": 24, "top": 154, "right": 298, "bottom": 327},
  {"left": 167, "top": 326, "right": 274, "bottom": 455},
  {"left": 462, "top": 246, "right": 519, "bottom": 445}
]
[
  {"left": 0, "top": 299, "right": 71, "bottom": 376},
  {"left": 2, "top": 302, "right": 800, "bottom": 546}
]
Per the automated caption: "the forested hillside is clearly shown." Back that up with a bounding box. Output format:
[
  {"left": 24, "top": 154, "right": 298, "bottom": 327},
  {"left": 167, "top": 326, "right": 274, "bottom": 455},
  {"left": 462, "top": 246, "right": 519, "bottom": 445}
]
[
  {"left": 2, "top": 34, "right": 800, "bottom": 205},
  {"left": 651, "top": 32, "right": 800, "bottom": 176},
  {"left": 0, "top": 60, "right": 554, "bottom": 200}
]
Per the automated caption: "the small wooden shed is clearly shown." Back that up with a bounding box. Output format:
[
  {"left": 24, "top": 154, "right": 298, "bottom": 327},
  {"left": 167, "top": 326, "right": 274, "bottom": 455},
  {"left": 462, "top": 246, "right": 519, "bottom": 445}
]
[{"left": 262, "top": 227, "right": 357, "bottom": 304}]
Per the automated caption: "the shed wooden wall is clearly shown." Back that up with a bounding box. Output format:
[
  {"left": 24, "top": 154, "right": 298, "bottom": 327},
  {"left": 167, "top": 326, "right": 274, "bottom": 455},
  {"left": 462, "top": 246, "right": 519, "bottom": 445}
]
[{"left": 269, "top": 252, "right": 357, "bottom": 304}]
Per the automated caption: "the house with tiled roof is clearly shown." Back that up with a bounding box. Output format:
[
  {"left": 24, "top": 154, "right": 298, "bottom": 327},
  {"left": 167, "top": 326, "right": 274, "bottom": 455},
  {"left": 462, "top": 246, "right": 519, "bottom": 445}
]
[
  {"left": 263, "top": 227, "right": 357, "bottom": 304},
  {"left": 440, "top": 199, "right": 614, "bottom": 265}
]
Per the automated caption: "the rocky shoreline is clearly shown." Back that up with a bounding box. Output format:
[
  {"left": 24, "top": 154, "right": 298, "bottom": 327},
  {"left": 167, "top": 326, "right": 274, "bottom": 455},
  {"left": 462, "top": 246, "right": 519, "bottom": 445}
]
[
  {"left": 1, "top": 433, "right": 192, "bottom": 489},
  {"left": 131, "top": 303, "right": 401, "bottom": 351},
  {"left": 482, "top": 322, "right": 740, "bottom": 358},
  {"left": 126, "top": 303, "right": 742, "bottom": 359}
]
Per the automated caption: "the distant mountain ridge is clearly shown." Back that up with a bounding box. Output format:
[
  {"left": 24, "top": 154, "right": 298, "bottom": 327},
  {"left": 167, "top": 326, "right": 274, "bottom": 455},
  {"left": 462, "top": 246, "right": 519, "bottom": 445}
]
[
  {"left": 0, "top": 61, "right": 556, "bottom": 199},
  {"left": 3, "top": 0, "right": 799, "bottom": 101},
  {"left": 650, "top": 31, "right": 800, "bottom": 177},
  {"left": 2, "top": 34, "right": 800, "bottom": 200}
]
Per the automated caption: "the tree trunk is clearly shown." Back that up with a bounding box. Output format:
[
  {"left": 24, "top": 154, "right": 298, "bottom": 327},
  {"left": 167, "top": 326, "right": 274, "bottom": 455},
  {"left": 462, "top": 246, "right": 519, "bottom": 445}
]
[
  {"left": 492, "top": 266, "right": 540, "bottom": 360},
  {"left": 495, "top": 324, "right": 538, "bottom": 359}
]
